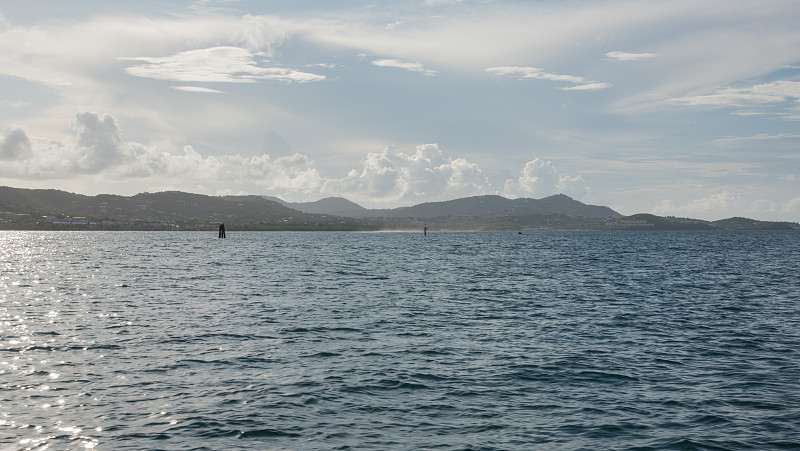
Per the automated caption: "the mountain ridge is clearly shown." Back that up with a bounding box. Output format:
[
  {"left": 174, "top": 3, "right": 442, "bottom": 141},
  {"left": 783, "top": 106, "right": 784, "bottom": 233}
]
[
  {"left": 1, "top": 185, "right": 797, "bottom": 231},
  {"left": 277, "top": 193, "right": 620, "bottom": 219},
  {"left": 275, "top": 196, "right": 375, "bottom": 217}
]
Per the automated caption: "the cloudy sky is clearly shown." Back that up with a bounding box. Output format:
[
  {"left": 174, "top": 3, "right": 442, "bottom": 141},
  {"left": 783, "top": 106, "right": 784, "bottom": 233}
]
[{"left": 1, "top": 0, "right": 799, "bottom": 220}]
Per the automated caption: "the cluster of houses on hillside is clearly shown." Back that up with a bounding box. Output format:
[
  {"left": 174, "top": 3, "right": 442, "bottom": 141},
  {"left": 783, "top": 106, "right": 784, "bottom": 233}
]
[{"left": 0, "top": 211, "right": 182, "bottom": 230}]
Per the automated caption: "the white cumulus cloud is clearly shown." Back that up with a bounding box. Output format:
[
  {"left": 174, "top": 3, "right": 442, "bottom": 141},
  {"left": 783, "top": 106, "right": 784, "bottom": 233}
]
[
  {"left": 651, "top": 191, "right": 739, "bottom": 217},
  {"left": 322, "top": 144, "right": 487, "bottom": 205},
  {"left": 0, "top": 127, "right": 32, "bottom": 160},
  {"left": 0, "top": 112, "right": 324, "bottom": 191},
  {"left": 503, "top": 159, "right": 588, "bottom": 200},
  {"left": 1, "top": 113, "right": 492, "bottom": 205},
  {"left": 652, "top": 191, "right": 800, "bottom": 220},
  {"left": 785, "top": 197, "right": 800, "bottom": 214}
]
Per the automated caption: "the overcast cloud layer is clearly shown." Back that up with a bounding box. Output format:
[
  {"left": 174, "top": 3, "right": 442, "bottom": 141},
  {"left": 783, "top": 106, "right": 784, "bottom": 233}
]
[{"left": 1, "top": 0, "right": 799, "bottom": 220}]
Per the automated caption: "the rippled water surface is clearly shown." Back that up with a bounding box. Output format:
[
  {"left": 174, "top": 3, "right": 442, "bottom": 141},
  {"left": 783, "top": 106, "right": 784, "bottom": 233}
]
[{"left": 2, "top": 231, "right": 799, "bottom": 450}]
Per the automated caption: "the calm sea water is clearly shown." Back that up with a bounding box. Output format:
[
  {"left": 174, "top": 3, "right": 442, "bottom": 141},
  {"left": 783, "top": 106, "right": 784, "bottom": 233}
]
[{"left": 2, "top": 231, "right": 799, "bottom": 450}]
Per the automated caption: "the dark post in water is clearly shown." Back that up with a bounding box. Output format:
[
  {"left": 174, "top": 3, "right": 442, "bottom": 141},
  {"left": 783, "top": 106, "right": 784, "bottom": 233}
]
[{"left": 219, "top": 223, "right": 226, "bottom": 238}]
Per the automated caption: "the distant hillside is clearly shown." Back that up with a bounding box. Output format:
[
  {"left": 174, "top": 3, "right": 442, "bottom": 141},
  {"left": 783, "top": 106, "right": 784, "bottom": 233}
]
[
  {"left": 385, "top": 194, "right": 621, "bottom": 219},
  {"left": 0, "top": 187, "right": 298, "bottom": 221},
  {"left": 606, "top": 214, "right": 714, "bottom": 230},
  {"left": 0, "top": 186, "right": 87, "bottom": 212},
  {"left": 605, "top": 214, "right": 800, "bottom": 231},
  {"left": 0, "top": 186, "right": 366, "bottom": 230},
  {"left": 2, "top": 186, "right": 798, "bottom": 231},
  {"left": 278, "top": 193, "right": 621, "bottom": 219},
  {"left": 710, "top": 217, "right": 798, "bottom": 230},
  {"left": 281, "top": 197, "right": 372, "bottom": 217}
]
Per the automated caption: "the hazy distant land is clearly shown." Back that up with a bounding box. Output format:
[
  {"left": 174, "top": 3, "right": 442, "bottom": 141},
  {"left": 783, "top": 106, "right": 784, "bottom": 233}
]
[{"left": 1, "top": 186, "right": 797, "bottom": 231}]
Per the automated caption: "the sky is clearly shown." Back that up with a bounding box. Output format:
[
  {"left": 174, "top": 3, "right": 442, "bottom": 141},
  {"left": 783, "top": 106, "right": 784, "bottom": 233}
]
[{"left": 0, "top": 0, "right": 799, "bottom": 221}]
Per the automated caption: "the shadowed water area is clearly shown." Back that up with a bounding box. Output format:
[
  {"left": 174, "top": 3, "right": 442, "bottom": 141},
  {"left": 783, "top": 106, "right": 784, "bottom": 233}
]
[{"left": 2, "top": 231, "right": 799, "bottom": 450}]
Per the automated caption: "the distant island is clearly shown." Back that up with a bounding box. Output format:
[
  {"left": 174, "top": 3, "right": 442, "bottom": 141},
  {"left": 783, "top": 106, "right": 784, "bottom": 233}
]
[{"left": 1, "top": 186, "right": 798, "bottom": 231}]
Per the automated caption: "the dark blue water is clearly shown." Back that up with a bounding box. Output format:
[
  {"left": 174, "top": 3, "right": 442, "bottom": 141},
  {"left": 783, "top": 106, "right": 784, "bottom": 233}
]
[{"left": 2, "top": 231, "right": 799, "bottom": 450}]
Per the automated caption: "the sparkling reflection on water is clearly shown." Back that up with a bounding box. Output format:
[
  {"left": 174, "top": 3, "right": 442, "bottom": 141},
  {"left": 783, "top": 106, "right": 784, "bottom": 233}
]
[{"left": 2, "top": 231, "right": 799, "bottom": 450}]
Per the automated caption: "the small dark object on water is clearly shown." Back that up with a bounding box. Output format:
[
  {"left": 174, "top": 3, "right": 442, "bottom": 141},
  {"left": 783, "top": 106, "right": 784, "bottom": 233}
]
[
  {"left": 424, "top": 226, "right": 428, "bottom": 236},
  {"left": 219, "top": 224, "right": 226, "bottom": 238}
]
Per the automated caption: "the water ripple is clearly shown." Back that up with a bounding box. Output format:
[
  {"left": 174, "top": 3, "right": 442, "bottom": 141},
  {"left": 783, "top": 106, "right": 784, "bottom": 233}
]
[{"left": 1, "top": 231, "right": 799, "bottom": 450}]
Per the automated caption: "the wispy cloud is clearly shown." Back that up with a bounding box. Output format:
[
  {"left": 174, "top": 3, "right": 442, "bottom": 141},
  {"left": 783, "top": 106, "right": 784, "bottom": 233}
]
[
  {"left": 713, "top": 133, "right": 800, "bottom": 146},
  {"left": 670, "top": 81, "right": 800, "bottom": 107},
  {"left": 424, "top": 0, "right": 464, "bottom": 5},
  {"left": 0, "top": 100, "right": 31, "bottom": 109},
  {"left": 385, "top": 21, "right": 405, "bottom": 31},
  {"left": 712, "top": 133, "right": 800, "bottom": 156},
  {"left": 120, "top": 47, "right": 326, "bottom": 84},
  {"left": 559, "top": 83, "right": 611, "bottom": 91},
  {"left": 172, "top": 86, "right": 225, "bottom": 94},
  {"left": 0, "top": 13, "right": 294, "bottom": 89},
  {"left": 730, "top": 111, "right": 766, "bottom": 117},
  {"left": 485, "top": 66, "right": 584, "bottom": 83},
  {"left": 605, "top": 51, "right": 660, "bottom": 61},
  {"left": 372, "top": 59, "right": 437, "bottom": 76},
  {"left": 485, "top": 66, "right": 610, "bottom": 91}
]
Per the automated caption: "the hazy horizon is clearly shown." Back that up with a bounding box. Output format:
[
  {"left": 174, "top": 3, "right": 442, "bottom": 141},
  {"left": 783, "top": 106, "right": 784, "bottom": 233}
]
[{"left": 1, "top": 1, "right": 799, "bottom": 221}]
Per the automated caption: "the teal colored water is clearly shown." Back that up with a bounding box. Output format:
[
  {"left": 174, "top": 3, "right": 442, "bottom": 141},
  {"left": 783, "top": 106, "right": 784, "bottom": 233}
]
[{"left": 2, "top": 231, "right": 799, "bottom": 450}]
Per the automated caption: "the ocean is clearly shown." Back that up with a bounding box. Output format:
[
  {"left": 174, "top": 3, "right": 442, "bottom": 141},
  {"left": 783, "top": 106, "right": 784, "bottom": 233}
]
[{"left": 2, "top": 230, "right": 799, "bottom": 450}]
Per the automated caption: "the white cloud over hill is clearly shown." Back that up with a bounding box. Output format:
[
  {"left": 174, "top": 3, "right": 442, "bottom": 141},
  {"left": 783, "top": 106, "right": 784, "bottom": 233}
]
[
  {"left": 503, "top": 159, "right": 589, "bottom": 200},
  {"left": 0, "top": 113, "right": 494, "bottom": 206}
]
